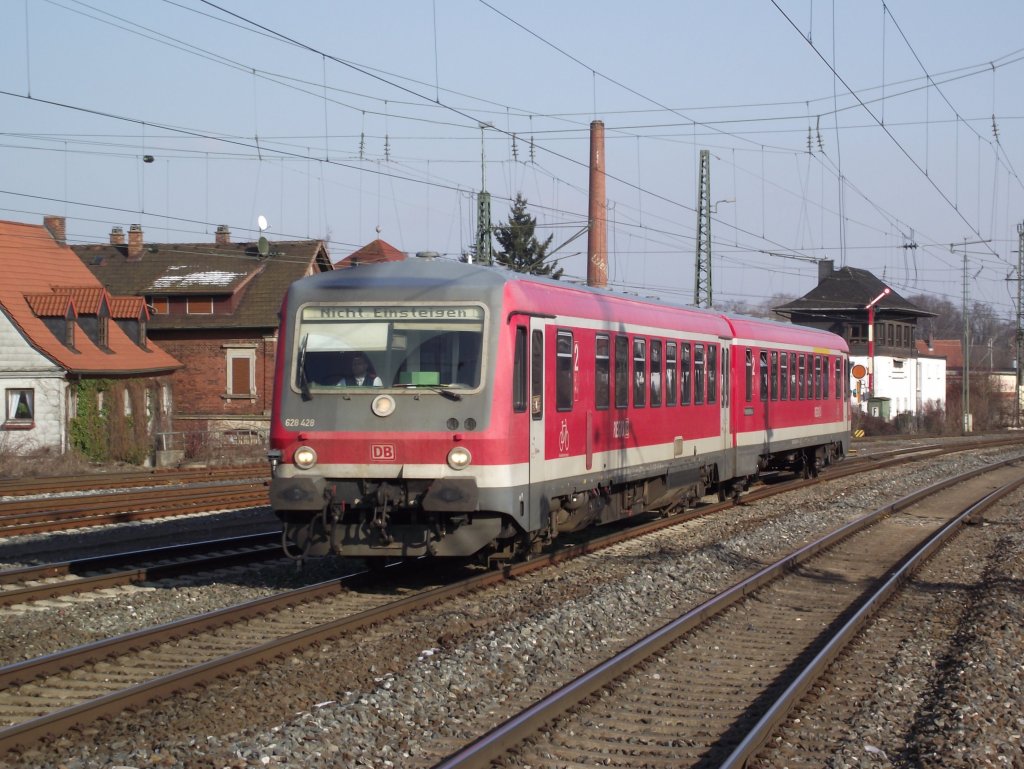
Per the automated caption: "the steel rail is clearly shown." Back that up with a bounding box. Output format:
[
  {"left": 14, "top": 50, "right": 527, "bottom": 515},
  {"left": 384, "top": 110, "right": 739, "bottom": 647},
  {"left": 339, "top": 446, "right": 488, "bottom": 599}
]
[
  {"left": 719, "top": 472, "right": 1024, "bottom": 768},
  {"left": 0, "top": 465, "right": 267, "bottom": 497},
  {"left": 429, "top": 457, "right": 1024, "bottom": 769},
  {"left": 0, "top": 532, "right": 281, "bottom": 607},
  {"left": 1, "top": 441, "right": 1022, "bottom": 755}
]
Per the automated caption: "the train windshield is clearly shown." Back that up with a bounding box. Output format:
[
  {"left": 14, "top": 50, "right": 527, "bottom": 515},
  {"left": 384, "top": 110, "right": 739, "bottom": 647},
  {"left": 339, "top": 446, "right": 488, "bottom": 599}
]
[{"left": 295, "top": 303, "right": 485, "bottom": 391}]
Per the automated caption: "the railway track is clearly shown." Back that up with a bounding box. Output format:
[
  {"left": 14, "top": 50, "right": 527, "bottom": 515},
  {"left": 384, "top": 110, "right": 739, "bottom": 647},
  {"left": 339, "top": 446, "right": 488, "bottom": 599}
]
[
  {"left": 0, "top": 478, "right": 269, "bottom": 538},
  {"left": 1, "top": 442, "right": 1021, "bottom": 759},
  {"left": 0, "top": 465, "right": 267, "bottom": 497},
  {"left": 0, "top": 533, "right": 281, "bottom": 608},
  {"left": 433, "top": 458, "right": 1024, "bottom": 769}
]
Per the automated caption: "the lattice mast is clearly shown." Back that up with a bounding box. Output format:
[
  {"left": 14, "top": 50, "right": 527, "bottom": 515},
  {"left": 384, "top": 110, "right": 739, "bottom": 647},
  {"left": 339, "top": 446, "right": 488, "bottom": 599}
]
[
  {"left": 694, "top": 149, "right": 712, "bottom": 307},
  {"left": 475, "top": 124, "right": 494, "bottom": 266}
]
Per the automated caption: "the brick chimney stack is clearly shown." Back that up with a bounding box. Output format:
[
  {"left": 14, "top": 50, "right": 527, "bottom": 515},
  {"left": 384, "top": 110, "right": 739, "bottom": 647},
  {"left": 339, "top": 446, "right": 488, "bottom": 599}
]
[
  {"left": 127, "top": 224, "right": 144, "bottom": 259},
  {"left": 43, "top": 215, "right": 66, "bottom": 244},
  {"left": 110, "top": 226, "right": 125, "bottom": 246},
  {"left": 215, "top": 224, "right": 231, "bottom": 244},
  {"left": 586, "top": 120, "right": 607, "bottom": 288}
]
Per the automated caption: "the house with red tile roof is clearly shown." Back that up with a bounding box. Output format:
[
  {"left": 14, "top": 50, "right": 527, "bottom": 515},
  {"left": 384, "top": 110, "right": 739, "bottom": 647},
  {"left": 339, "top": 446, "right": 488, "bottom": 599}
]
[
  {"left": 334, "top": 238, "right": 406, "bottom": 268},
  {"left": 73, "top": 222, "right": 334, "bottom": 453},
  {"left": 0, "top": 217, "right": 181, "bottom": 458}
]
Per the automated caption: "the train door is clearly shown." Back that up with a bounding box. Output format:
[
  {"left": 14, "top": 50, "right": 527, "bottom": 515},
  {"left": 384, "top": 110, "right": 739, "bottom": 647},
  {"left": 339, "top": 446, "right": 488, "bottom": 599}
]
[
  {"left": 718, "top": 342, "right": 734, "bottom": 478},
  {"left": 527, "top": 321, "right": 546, "bottom": 527}
]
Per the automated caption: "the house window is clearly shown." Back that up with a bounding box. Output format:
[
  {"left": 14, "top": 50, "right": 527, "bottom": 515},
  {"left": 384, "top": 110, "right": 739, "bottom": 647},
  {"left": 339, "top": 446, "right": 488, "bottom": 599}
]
[
  {"left": 225, "top": 347, "right": 256, "bottom": 397},
  {"left": 187, "top": 296, "right": 214, "bottom": 315},
  {"left": 149, "top": 296, "right": 169, "bottom": 314},
  {"left": 5, "top": 389, "right": 34, "bottom": 427},
  {"left": 99, "top": 315, "right": 109, "bottom": 350}
]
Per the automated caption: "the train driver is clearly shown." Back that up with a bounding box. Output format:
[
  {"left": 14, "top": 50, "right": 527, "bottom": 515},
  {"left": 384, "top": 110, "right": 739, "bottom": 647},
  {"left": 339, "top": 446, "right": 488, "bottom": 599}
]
[{"left": 342, "top": 352, "right": 382, "bottom": 387}]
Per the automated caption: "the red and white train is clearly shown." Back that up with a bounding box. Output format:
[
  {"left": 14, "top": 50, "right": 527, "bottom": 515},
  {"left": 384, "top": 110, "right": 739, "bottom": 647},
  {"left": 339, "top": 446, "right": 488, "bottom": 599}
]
[{"left": 268, "top": 257, "right": 850, "bottom": 564}]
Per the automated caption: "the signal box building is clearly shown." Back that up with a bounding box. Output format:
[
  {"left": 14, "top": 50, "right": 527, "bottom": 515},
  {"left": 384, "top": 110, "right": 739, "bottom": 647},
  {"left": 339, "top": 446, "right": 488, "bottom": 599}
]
[{"left": 774, "top": 260, "right": 945, "bottom": 420}]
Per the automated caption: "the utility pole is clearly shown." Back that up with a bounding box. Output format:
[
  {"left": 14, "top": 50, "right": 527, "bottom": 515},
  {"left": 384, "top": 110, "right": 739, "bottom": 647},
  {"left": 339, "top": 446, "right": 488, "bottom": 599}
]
[
  {"left": 694, "top": 149, "right": 711, "bottom": 307},
  {"left": 1016, "top": 222, "right": 1024, "bottom": 428},
  {"left": 952, "top": 237, "right": 992, "bottom": 433}
]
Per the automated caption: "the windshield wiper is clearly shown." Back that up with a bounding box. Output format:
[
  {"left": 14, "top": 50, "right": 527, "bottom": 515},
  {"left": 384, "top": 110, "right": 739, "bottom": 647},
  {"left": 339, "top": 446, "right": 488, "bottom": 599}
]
[
  {"left": 297, "top": 334, "right": 312, "bottom": 401},
  {"left": 393, "top": 383, "right": 463, "bottom": 401}
]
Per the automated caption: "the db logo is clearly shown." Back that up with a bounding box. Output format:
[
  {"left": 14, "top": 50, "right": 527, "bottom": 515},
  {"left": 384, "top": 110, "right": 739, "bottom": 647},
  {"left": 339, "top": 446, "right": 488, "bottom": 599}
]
[{"left": 370, "top": 444, "right": 396, "bottom": 461}]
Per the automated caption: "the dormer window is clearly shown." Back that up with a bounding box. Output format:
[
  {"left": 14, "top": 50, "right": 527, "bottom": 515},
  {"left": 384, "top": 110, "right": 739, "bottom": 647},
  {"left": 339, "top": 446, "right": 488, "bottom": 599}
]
[
  {"left": 186, "top": 296, "right": 214, "bottom": 315},
  {"left": 64, "top": 315, "right": 76, "bottom": 348}
]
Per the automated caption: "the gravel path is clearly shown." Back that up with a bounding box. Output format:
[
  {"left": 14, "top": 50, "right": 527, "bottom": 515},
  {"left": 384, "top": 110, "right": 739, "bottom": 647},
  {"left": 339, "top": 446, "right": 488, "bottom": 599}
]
[{"left": 1, "top": 447, "right": 1022, "bottom": 769}]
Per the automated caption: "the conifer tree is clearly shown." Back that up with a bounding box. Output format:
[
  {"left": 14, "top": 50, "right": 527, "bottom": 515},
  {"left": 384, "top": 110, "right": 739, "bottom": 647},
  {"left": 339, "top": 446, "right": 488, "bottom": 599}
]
[{"left": 493, "top": 193, "right": 563, "bottom": 279}]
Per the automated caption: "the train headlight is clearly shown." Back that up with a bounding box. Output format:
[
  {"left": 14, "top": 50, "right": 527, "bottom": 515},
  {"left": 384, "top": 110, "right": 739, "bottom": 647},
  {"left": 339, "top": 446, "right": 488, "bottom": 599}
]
[
  {"left": 372, "top": 394, "right": 396, "bottom": 417},
  {"left": 293, "top": 445, "right": 318, "bottom": 470},
  {"left": 447, "top": 446, "right": 472, "bottom": 470}
]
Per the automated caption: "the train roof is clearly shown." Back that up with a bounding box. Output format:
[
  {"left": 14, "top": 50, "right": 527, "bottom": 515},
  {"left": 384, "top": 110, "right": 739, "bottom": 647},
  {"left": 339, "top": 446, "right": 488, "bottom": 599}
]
[{"left": 286, "top": 257, "right": 846, "bottom": 351}]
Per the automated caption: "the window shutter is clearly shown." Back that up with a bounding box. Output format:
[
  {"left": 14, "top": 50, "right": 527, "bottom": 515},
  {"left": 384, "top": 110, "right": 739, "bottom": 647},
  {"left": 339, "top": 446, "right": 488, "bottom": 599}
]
[{"left": 231, "top": 357, "right": 252, "bottom": 395}]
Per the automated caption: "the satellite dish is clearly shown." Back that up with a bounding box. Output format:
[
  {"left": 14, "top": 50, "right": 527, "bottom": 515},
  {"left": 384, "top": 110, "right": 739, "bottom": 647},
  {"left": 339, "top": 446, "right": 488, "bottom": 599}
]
[
  {"left": 257, "top": 215, "right": 268, "bottom": 232},
  {"left": 257, "top": 236, "right": 270, "bottom": 257}
]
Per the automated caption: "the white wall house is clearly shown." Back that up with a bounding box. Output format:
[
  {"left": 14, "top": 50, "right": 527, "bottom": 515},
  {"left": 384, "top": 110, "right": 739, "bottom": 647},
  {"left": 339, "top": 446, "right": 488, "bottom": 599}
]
[
  {"left": 0, "top": 309, "right": 68, "bottom": 453},
  {"left": 849, "top": 351, "right": 946, "bottom": 417}
]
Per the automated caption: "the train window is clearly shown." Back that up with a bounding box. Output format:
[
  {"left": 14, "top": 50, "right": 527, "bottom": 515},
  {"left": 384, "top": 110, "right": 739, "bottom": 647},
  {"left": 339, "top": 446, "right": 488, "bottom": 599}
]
[
  {"left": 835, "top": 358, "right": 842, "bottom": 399},
  {"left": 296, "top": 302, "right": 485, "bottom": 391},
  {"left": 789, "top": 352, "right": 797, "bottom": 400},
  {"left": 556, "top": 330, "right": 574, "bottom": 411},
  {"left": 779, "top": 353, "right": 788, "bottom": 401},
  {"left": 665, "top": 342, "right": 677, "bottom": 406},
  {"left": 721, "top": 347, "right": 729, "bottom": 407},
  {"left": 513, "top": 326, "right": 527, "bottom": 412},
  {"left": 681, "top": 343, "right": 692, "bottom": 405},
  {"left": 823, "top": 355, "right": 830, "bottom": 399},
  {"left": 707, "top": 345, "right": 717, "bottom": 403},
  {"left": 770, "top": 350, "right": 779, "bottom": 401},
  {"left": 798, "top": 354, "right": 806, "bottom": 400},
  {"left": 744, "top": 348, "right": 753, "bottom": 402},
  {"left": 633, "top": 337, "right": 647, "bottom": 408},
  {"left": 595, "top": 334, "right": 610, "bottom": 410},
  {"left": 650, "top": 340, "right": 663, "bottom": 407},
  {"left": 759, "top": 350, "right": 768, "bottom": 401},
  {"left": 531, "top": 330, "right": 543, "bottom": 419},
  {"left": 707, "top": 345, "right": 718, "bottom": 403},
  {"left": 694, "top": 344, "right": 706, "bottom": 405},
  {"left": 615, "top": 336, "right": 629, "bottom": 409},
  {"left": 814, "top": 355, "right": 823, "bottom": 399}
]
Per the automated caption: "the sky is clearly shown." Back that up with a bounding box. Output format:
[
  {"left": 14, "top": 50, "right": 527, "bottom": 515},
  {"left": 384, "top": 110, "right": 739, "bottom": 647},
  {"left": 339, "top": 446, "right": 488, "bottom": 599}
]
[{"left": 2, "top": 0, "right": 1023, "bottom": 322}]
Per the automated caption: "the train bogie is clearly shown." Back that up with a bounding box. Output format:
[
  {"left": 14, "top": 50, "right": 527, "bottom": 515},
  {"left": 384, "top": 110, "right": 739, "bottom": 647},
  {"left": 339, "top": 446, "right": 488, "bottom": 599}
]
[{"left": 268, "top": 258, "right": 850, "bottom": 564}]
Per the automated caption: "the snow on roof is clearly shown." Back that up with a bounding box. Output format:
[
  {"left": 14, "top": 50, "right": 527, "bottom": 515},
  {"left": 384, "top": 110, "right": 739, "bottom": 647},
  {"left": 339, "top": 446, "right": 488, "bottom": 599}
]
[{"left": 150, "top": 269, "right": 246, "bottom": 289}]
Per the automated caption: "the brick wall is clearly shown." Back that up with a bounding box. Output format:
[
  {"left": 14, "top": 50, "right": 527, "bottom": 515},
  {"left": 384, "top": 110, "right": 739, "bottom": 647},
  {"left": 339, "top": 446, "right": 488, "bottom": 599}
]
[{"left": 152, "top": 330, "right": 278, "bottom": 431}]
